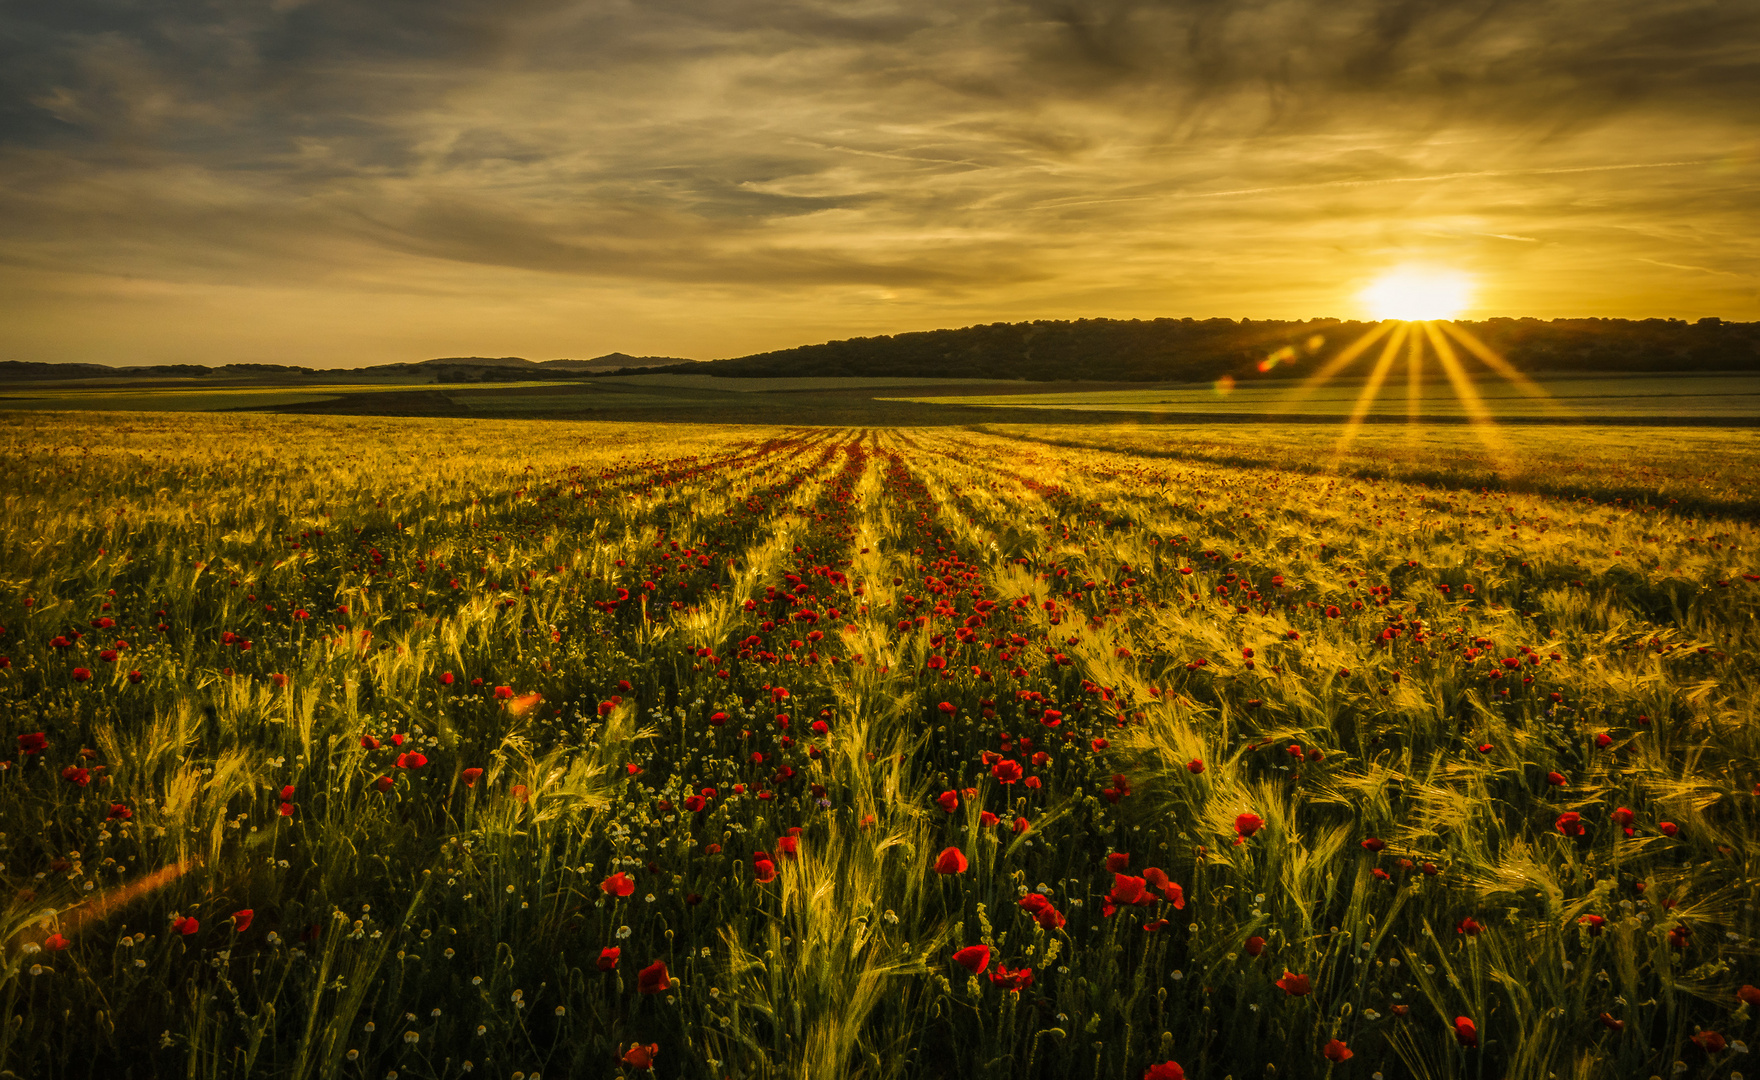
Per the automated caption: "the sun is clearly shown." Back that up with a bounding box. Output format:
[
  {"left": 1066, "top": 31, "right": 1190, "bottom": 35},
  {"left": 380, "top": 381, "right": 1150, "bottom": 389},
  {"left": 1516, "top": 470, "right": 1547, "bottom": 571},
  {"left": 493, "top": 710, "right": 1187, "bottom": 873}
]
[{"left": 1359, "top": 266, "right": 1474, "bottom": 321}]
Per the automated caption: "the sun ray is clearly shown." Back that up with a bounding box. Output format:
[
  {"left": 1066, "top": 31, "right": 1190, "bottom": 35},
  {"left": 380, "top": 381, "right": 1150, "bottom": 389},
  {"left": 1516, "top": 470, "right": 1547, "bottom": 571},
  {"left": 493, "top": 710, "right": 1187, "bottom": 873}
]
[
  {"left": 1422, "top": 320, "right": 1518, "bottom": 472},
  {"left": 1406, "top": 325, "right": 1424, "bottom": 424},
  {"left": 1438, "top": 321, "right": 1577, "bottom": 420},
  {"left": 1332, "top": 322, "right": 1409, "bottom": 458},
  {"left": 1274, "top": 321, "right": 1395, "bottom": 414}
]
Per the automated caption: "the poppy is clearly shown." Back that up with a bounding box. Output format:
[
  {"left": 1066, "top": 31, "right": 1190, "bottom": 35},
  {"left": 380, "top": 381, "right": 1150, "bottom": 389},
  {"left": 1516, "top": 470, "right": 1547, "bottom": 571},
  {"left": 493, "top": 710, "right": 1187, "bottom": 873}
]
[
  {"left": 440, "top": 672, "right": 455, "bottom": 685},
  {"left": 173, "top": 916, "right": 199, "bottom": 936},
  {"left": 17, "top": 732, "right": 47, "bottom": 755},
  {"left": 979, "top": 810, "right": 1000, "bottom": 827},
  {"left": 1738, "top": 985, "right": 1760, "bottom": 1006},
  {"left": 635, "top": 959, "right": 671, "bottom": 994},
  {"left": 61, "top": 766, "right": 90, "bottom": 787},
  {"left": 1361, "top": 837, "right": 1386, "bottom": 853},
  {"left": 1457, "top": 916, "right": 1483, "bottom": 936},
  {"left": 1187, "top": 759, "right": 1205, "bottom": 774},
  {"left": 278, "top": 801, "right": 295, "bottom": 817},
  {"left": 1595, "top": 732, "right": 1613, "bottom": 748},
  {"left": 621, "top": 1043, "right": 658, "bottom": 1070},
  {"left": 1143, "top": 1062, "right": 1185, "bottom": 1080},
  {"left": 44, "top": 933, "right": 70, "bottom": 951},
  {"left": 754, "top": 858, "right": 777, "bottom": 883},
  {"left": 601, "top": 872, "right": 635, "bottom": 897},
  {"left": 1454, "top": 1016, "right": 1477, "bottom": 1048},
  {"left": 512, "top": 784, "right": 529, "bottom": 803},
  {"left": 494, "top": 686, "right": 515, "bottom": 700},
  {"left": 1245, "top": 935, "right": 1265, "bottom": 957},
  {"left": 1276, "top": 972, "right": 1311, "bottom": 996},
  {"left": 683, "top": 795, "right": 706, "bottom": 813},
  {"left": 597, "top": 946, "right": 620, "bottom": 971},
  {"left": 1555, "top": 812, "right": 1586, "bottom": 837},
  {"left": 1658, "top": 821, "right": 1679, "bottom": 837},
  {"left": 1578, "top": 914, "right": 1606, "bottom": 936},
  {"left": 989, "top": 964, "right": 1034, "bottom": 990},
  {"left": 1109, "top": 873, "right": 1147, "bottom": 906},
  {"left": 992, "top": 760, "right": 1023, "bottom": 784},
  {"left": 937, "top": 791, "right": 960, "bottom": 813},
  {"left": 462, "top": 768, "right": 483, "bottom": 787},
  {"left": 372, "top": 775, "right": 394, "bottom": 793},
  {"left": 952, "top": 944, "right": 990, "bottom": 974},
  {"left": 360, "top": 735, "right": 380, "bottom": 750},
  {"left": 1322, "top": 1039, "right": 1352, "bottom": 1062},
  {"left": 1106, "top": 852, "right": 1131, "bottom": 872},
  {"left": 934, "top": 847, "right": 968, "bottom": 875},
  {"left": 395, "top": 752, "right": 427, "bottom": 769},
  {"left": 71, "top": 667, "right": 92, "bottom": 682},
  {"left": 1235, "top": 812, "right": 1265, "bottom": 838},
  {"left": 106, "top": 803, "right": 131, "bottom": 821},
  {"left": 1546, "top": 771, "right": 1568, "bottom": 787},
  {"left": 1691, "top": 1031, "right": 1726, "bottom": 1053},
  {"left": 777, "top": 836, "right": 799, "bottom": 860},
  {"left": 232, "top": 910, "right": 254, "bottom": 933}
]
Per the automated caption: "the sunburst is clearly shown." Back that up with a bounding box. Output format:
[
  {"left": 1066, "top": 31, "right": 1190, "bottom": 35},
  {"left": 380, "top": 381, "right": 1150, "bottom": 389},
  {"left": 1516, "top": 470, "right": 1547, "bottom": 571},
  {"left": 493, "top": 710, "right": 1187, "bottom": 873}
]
[{"left": 1270, "top": 266, "right": 1574, "bottom": 469}]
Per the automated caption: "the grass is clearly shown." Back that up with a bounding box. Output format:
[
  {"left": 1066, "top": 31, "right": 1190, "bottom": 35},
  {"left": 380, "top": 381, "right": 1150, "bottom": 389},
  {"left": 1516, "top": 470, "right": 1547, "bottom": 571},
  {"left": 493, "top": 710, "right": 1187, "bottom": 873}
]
[{"left": 0, "top": 411, "right": 1757, "bottom": 1080}]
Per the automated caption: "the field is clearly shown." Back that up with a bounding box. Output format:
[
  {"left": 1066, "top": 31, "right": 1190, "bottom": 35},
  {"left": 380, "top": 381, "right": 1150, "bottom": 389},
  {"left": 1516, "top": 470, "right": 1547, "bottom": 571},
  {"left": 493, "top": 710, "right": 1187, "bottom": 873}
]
[{"left": 2, "top": 411, "right": 1758, "bottom": 1080}]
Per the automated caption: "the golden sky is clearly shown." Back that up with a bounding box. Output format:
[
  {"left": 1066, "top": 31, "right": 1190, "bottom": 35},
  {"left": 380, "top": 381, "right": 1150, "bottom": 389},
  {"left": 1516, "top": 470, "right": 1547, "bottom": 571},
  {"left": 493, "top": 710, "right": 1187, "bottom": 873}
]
[{"left": 2, "top": 0, "right": 1757, "bottom": 367}]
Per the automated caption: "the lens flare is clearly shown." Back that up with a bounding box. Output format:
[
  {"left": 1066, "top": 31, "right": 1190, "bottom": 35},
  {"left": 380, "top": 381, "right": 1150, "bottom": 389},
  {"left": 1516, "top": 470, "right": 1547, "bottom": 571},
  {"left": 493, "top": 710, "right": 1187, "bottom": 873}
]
[{"left": 1359, "top": 267, "right": 1474, "bottom": 321}]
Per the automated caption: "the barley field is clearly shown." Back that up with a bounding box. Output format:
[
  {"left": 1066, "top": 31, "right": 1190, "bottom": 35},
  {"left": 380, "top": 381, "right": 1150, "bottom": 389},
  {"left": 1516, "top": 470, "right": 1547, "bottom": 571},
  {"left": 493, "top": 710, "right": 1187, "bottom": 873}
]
[{"left": 2, "top": 412, "right": 1758, "bottom": 1080}]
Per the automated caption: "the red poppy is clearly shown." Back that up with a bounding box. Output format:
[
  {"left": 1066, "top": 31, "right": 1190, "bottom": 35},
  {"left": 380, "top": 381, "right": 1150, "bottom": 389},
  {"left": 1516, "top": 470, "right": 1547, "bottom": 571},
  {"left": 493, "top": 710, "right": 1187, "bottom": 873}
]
[
  {"left": 601, "top": 872, "right": 635, "bottom": 897},
  {"left": 952, "top": 944, "right": 990, "bottom": 974},
  {"left": 1012, "top": 816, "right": 1031, "bottom": 834},
  {"left": 1454, "top": 1016, "right": 1478, "bottom": 1048},
  {"left": 61, "top": 766, "right": 90, "bottom": 787},
  {"left": 1555, "top": 812, "right": 1586, "bottom": 837},
  {"left": 1187, "top": 759, "right": 1205, "bottom": 774},
  {"left": 1658, "top": 821, "right": 1679, "bottom": 837},
  {"left": 1245, "top": 935, "right": 1265, "bottom": 957},
  {"left": 754, "top": 858, "right": 777, "bottom": 882},
  {"left": 938, "top": 701, "right": 956, "bottom": 714},
  {"left": 1738, "top": 985, "right": 1760, "bottom": 1006},
  {"left": 360, "top": 735, "right": 380, "bottom": 749},
  {"left": 1457, "top": 916, "right": 1483, "bottom": 936},
  {"left": 278, "top": 801, "right": 295, "bottom": 817},
  {"left": 936, "top": 791, "right": 959, "bottom": 813},
  {"left": 106, "top": 803, "right": 131, "bottom": 821},
  {"left": 935, "top": 847, "right": 968, "bottom": 874},
  {"left": 173, "top": 916, "right": 199, "bottom": 936},
  {"left": 1106, "top": 852, "right": 1131, "bottom": 872},
  {"left": 683, "top": 795, "right": 706, "bottom": 812},
  {"left": 992, "top": 760, "right": 1023, "bottom": 784},
  {"left": 1322, "top": 1039, "right": 1352, "bottom": 1063},
  {"left": 635, "top": 959, "right": 671, "bottom": 994},
  {"left": 44, "top": 932, "right": 70, "bottom": 951},
  {"left": 17, "top": 732, "right": 47, "bottom": 755},
  {"left": 232, "top": 909, "right": 254, "bottom": 933},
  {"left": 372, "top": 775, "right": 394, "bottom": 793},
  {"left": 1235, "top": 812, "right": 1265, "bottom": 838},
  {"left": 989, "top": 964, "right": 1034, "bottom": 990},
  {"left": 1109, "top": 873, "right": 1147, "bottom": 906},
  {"left": 440, "top": 672, "right": 455, "bottom": 685},
  {"left": 1595, "top": 731, "right": 1613, "bottom": 748},
  {"left": 1276, "top": 972, "right": 1311, "bottom": 996},
  {"left": 597, "top": 946, "right": 621, "bottom": 971},
  {"left": 1578, "top": 914, "right": 1606, "bottom": 936},
  {"left": 462, "top": 767, "right": 483, "bottom": 787},
  {"left": 777, "top": 836, "right": 799, "bottom": 860},
  {"left": 1691, "top": 1031, "right": 1726, "bottom": 1053},
  {"left": 71, "top": 667, "right": 92, "bottom": 682},
  {"left": 979, "top": 810, "right": 1000, "bottom": 827},
  {"left": 1143, "top": 1062, "right": 1185, "bottom": 1080},
  {"left": 1361, "top": 837, "right": 1386, "bottom": 853},
  {"left": 1546, "top": 771, "right": 1568, "bottom": 787},
  {"left": 621, "top": 1043, "right": 658, "bottom": 1070},
  {"left": 494, "top": 686, "right": 515, "bottom": 700},
  {"left": 395, "top": 752, "right": 427, "bottom": 769}
]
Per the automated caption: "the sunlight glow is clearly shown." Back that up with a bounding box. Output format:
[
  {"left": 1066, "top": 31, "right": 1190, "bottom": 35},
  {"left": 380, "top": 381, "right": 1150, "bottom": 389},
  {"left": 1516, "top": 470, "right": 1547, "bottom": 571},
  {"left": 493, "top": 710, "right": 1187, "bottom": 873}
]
[{"left": 1360, "top": 267, "right": 1474, "bottom": 321}]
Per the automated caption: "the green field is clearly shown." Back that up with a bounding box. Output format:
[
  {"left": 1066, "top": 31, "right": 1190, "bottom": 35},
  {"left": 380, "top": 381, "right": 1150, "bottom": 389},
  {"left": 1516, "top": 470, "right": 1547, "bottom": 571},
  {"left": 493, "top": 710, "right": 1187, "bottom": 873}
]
[
  {"left": 1, "top": 412, "right": 1758, "bottom": 1080},
  {"left": 886, "top": 373, "right": 1760, "bottom": 420}
]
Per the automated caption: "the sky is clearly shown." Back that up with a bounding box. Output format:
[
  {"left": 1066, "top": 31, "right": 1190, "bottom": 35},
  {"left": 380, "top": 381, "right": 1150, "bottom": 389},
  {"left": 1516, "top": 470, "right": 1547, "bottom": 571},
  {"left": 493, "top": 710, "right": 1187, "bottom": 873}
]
[{"left": 2, "top": 0, "right": 1757, "bottom": 368}]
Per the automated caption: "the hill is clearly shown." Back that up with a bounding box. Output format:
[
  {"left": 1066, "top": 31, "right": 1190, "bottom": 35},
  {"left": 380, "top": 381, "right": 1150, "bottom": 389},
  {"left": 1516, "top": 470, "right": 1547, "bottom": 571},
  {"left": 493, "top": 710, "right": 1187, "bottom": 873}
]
[{"left": 621, "top": 316, "right": 1760, "bottom": 382}]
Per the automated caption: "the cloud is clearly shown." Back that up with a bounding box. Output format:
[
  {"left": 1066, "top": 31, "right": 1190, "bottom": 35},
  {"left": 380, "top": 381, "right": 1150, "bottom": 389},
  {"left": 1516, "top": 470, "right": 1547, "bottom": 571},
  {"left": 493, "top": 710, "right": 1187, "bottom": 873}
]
[{"left": 0, "top": 0, "right": 1756, "bottom": 365}]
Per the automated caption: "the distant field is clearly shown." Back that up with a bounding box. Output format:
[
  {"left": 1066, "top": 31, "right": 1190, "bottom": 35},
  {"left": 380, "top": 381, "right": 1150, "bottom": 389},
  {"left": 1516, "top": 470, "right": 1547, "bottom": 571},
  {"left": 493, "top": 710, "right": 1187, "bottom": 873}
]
[
  {"left": 885, "top": 373, "right": 1760, "bottom": 420},
  {"left": 0, "top": 380, "right": 585, "bottom": 412}
]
